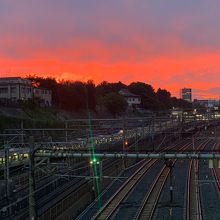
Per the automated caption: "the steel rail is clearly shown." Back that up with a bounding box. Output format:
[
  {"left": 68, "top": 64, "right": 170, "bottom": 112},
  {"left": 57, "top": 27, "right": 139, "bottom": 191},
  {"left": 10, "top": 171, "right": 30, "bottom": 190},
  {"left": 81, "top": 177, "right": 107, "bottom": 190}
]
[
  {"left": 136, "top": 139, "right": 209, "bottom": 220},
  {"left": 212, "top": 142, "right": 220, "bottom": 191},
  {"left": 133, "top": 166, "right": 169, "bottom": 220},
  {"left": 91, "top": 141, "right": 192, "bottom": 220},
  {"left": 186, "top": 141, "right": 211, "bottom": 220}
]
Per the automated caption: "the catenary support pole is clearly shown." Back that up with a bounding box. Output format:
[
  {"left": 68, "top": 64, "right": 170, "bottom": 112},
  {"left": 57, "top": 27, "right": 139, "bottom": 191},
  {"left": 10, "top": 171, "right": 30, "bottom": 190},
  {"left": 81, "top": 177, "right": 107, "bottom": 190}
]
[{"left": 29, "top": 136, "right": 37, "bottom": 220}]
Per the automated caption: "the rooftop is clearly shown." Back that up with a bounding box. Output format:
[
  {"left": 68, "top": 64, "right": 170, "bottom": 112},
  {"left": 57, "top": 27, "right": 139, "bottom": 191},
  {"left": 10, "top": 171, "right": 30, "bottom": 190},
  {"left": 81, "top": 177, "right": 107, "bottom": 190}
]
[
  {"left": 0, "top": 77, "right": 32, "bottom": 85},
  {"left": 119, "top": 89, "right": 140, "bottom": 97}
]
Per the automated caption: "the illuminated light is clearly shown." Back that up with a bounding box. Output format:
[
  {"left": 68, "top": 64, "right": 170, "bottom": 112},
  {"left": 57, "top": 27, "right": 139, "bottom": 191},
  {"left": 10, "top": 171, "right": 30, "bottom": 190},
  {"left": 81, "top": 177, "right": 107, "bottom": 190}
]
[
  {"left": 90, "top": 158, "right": 99, "bottom": 164},
  {"left": 119, "top": 129, "right": 124, "bottom": 134},
  {"left": 208, "top": 159, "right": 213, "bottom": 168},
  {"left": 125, "top": 140, "right": 128, "bottom": 146},
  {"left": 23, "top": 153, "right": 29, "bottom": 158}
]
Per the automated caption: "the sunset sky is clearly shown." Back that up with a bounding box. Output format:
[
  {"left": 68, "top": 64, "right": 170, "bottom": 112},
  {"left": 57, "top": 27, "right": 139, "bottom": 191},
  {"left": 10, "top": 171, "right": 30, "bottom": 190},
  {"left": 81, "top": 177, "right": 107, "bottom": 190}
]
[{"left": 1, "top": 0, "right": 220, "bottom": 98}]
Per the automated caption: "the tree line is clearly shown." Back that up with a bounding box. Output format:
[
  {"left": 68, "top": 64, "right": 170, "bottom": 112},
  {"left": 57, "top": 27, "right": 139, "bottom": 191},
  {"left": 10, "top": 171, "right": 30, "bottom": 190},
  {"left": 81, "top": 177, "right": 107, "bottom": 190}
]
[{"left": 27, "top": 76, "right": 192, "bottom": 115}]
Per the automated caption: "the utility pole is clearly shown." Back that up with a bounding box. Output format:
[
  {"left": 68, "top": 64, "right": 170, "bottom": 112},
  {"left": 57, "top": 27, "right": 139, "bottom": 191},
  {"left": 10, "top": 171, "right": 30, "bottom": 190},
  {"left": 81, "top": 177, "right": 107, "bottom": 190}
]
[
  {"left": 122, "top": 117, "right": 126, "bottom": 169},
  {"left": 29, "top": 136, "right": 37, "bottom": 220},
  {"left": 165, "top": 159, "right": 174, "bottom": 203},
  {"left": 192, "top": 136, "right": 195, "bottom": 151},
  {"left": 4, "top": 144, "right": 10, "bottom": 216},
  {"left": 65, "top": 121, "right": 68, "bottom": 142},
  {"left": 89, "top": 160, "right": 97, "bottom": 198},
  {"left": 99, "top": 160, "right": 103, "bottom": 190},
  {"left": 169, "top": 165, "right": 173, "bottom": 203},
  {"left": 151, "top": 116, "right": 155, "bottom": 151},
  {"left": 21, "top": 121, "right": 24, "bottom": 144},
  {"left": 141, "top": 119, "right": 144, "bottom": 140},
  {"left": 135, "top": 130, "right": 138, "bottom": 153}
]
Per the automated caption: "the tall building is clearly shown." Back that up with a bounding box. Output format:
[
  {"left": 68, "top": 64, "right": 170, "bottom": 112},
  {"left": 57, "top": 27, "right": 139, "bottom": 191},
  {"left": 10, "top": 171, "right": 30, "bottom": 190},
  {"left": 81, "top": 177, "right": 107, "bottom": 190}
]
[{"left": 180, "top": 88, "right": 192, "bottom": 102}]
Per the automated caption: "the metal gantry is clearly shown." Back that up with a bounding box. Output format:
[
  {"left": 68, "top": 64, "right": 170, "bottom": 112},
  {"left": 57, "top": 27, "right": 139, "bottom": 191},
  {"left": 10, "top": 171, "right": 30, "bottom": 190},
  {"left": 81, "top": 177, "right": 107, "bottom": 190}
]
[
  {"left": 1, "top": 117, "right": 220, "bottom": 220},
  {"left": 35, "top": 151, "right": 220, "bottom": 160}
]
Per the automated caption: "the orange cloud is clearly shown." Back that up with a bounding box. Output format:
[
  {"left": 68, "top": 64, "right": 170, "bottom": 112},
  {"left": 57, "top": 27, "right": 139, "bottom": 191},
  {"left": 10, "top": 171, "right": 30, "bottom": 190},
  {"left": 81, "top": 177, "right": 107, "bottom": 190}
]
[{"left": 1, "top": 47, "right": 220, "bottom": 100}]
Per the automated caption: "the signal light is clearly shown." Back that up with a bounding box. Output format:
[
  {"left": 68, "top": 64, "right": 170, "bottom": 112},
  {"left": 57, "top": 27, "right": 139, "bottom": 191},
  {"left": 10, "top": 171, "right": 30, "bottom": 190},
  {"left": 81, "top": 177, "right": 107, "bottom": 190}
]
[{"left": 90, "top": 158, "right": 99, "bottom": 165}]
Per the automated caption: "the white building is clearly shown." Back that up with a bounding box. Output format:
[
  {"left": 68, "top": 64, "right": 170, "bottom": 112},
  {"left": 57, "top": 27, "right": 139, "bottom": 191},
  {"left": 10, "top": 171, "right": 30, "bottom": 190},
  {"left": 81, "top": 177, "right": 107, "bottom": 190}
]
[
  {"left": 0, "top": 77, "right": 33, "bottom": 102},
  {"left": 33, "top": 87, "right": 52, "bottom": 107},
  {"left": 0, "top": 77, "right": 52, "bottom": 107},
  {"left": 119, "top": 89, "right": 141, "bottom": 107}
]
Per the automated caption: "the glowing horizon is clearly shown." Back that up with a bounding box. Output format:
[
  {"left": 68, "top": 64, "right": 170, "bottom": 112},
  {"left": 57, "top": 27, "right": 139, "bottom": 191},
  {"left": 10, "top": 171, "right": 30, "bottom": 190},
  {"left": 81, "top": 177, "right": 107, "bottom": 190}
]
[{"left": 1, "top": 0, "right": 220, "bottom": 99}]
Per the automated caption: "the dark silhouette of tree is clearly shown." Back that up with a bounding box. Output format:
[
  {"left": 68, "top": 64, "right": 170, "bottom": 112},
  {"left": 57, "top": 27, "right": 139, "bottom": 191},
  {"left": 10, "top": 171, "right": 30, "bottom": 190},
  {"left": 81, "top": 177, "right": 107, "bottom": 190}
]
[
  {"left": 85, "top": 80, "right": 96, "bottom": 110},
  {"left": 171, "top": 97, "right": 192, "bottom": 109},
  {"left": 157, "top": 88, "right": 172, "bottom": 110},
  {"left": 26, "top": 75, "right": 59, "bottom": 105},
  {"left": 26, "top": 75, "right": 192, "bottom": 113},
  {"left": 128, "top": 82, "right": 155, "bottom": 97},
  {"left": 58, "top": 81, "right": 87, "bottom": 111},
  {"left": 128, "top": 82, "right": 160, "bottom": 110},
  {"left": 96, "top": 81, "right": 126, "bottom": 97},
  {"left": 101, "top": 93, "right": 127, "bottom": 116}
]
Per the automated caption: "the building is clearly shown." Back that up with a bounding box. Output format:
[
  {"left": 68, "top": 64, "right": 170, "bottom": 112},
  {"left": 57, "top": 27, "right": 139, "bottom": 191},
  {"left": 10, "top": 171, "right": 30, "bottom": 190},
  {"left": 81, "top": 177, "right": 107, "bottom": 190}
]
[
  {"left": 171, "top": 108, "right": 183, "bottom": 121},
  {"left": 33, "top": 87, "right": 52, "bottom": 107},
  {"left": 0, "top": 77, "right": 33, "bottom": 102},
  {"left": 0, "top": 77, "right": 52, "bottom": 107},
  {"left": 194, "top": 99, "right": 220, "bottom": 108},
  {"left": 119, "top": 89, "right": 141, "bottom": 107},
  {"left": 180, "top": 88, "right": 192, "bottom": 102}
]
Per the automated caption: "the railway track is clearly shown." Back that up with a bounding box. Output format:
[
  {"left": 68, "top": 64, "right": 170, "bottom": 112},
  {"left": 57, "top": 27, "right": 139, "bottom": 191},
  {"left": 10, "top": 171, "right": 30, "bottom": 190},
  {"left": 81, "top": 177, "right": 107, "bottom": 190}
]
[
  {"left": 93, "top": 138, "right": 210, "bottom": 220},
  {"left": 212, "top": 142, "right": 220, "bottom": 191},
  {"left": 91, "top": 140, "right": 192, "bottom": 220},
  {"left": 132, "top": 139, "right": 208, "bottom": 220},
  {"left": 186, "top": 140, "right": 212, "bottom": 220},
  {"left": 133, "top": 165, "right": 170, "bottom": 220},
  {"left": 142, "top": 138, "right": 210, "bottom": 220},
  {"left": 186, "top": 160, "right": 202, "bottom": 220},
  {"left": 186, "top": 140, "right": 219, "bottom": 220},
  {"left": 1, "top": 158, "right": 119, "bottom": 219},
  {"left": 91, "top": 159, "right": 158, "bottom": 220}
]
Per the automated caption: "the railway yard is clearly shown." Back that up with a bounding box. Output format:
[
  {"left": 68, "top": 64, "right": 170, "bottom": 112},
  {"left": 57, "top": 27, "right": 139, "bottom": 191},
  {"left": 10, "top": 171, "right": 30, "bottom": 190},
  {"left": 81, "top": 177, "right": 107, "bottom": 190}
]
[{"left": 0, "top": 117, "right": 220, "bottom": 219}]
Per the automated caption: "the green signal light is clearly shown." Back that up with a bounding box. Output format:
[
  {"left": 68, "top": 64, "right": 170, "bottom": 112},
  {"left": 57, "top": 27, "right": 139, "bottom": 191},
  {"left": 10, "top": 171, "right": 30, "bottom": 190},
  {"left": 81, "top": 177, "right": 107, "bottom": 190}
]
[{"left": 90, "top": 158, "right": 99, "bottom": 164}]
